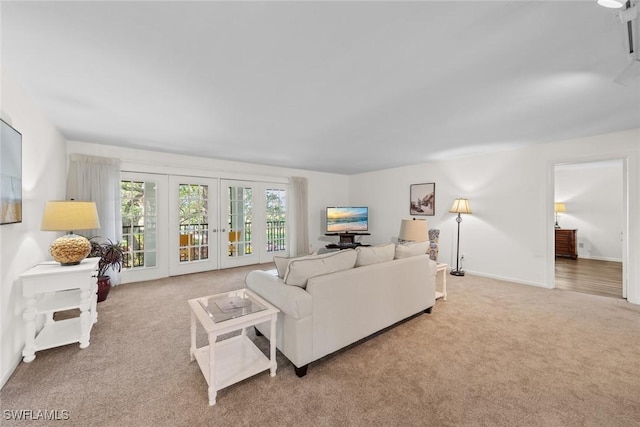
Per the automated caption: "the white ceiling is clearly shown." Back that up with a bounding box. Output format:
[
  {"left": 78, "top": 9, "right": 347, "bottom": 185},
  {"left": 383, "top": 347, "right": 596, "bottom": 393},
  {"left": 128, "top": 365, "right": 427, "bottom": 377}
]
[{"left": 1, "top": 1, "right": 639, "bottom": 174}]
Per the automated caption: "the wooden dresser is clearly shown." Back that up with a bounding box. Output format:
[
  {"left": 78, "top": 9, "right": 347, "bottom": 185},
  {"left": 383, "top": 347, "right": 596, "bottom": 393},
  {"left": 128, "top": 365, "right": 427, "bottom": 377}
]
[{"left": 555, "top": 229, "right": 578, "bottom": 259}]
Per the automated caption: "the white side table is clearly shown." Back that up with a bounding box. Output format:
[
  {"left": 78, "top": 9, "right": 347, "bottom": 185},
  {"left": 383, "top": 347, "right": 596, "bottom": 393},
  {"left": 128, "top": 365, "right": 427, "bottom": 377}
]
[
  {"left": 436, "top": 263, "right": 448, "bottom": 300},
  {"left": 188, "top": 289, "right": 279, "bottom": 406},
  {"left": 20, "top": 257, "right": 100, "bottom": 363}
]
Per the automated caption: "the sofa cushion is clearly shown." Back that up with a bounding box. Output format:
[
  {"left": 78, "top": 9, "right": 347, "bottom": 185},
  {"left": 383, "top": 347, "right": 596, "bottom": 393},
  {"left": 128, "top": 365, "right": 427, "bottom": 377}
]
[
  {"left": 355, "top": 243, "right": 395, "bottom": 267},
  {"left": 273, "top": 257, "right": 289, "bottom": 278},
  {"left": 394, "top": 241, "right": 430, "bottom": 259},
  {"left": 274, "top": 254, "right": 315, "bottom": 278},
  {"left": 284, "top": 249, "right": 357, "bottom": 288}
]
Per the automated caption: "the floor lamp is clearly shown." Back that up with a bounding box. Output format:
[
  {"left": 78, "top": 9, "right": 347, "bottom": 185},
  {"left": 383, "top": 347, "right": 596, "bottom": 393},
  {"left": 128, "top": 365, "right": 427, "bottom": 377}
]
[{"left": 449, "top": 198, "right": 472, "bottom": 276}]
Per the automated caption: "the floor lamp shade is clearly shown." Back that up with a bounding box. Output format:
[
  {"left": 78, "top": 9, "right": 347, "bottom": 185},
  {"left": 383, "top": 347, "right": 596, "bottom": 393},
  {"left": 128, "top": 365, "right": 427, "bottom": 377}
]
[
  {"left": 399, "top": 219, "right": 428, "bottom": 242},
  {"left": 449, "top": 198, "right": 472, "bottom": 276},
  {"left": 449, "top": 198, "right": 472, "bottom": 215},
  {"left": 41, "top": 201, "right": 101, "bottom": 265}
]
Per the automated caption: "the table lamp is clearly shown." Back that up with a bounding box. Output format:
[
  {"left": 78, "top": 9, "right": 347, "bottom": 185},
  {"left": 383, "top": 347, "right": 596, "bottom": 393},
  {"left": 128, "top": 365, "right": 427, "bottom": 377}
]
[
  {"left": 41, "top": 200, "right": 101, "bottom": 265},
  {"left": 554, "top": 202, "right": 566, "bottom": 229},
  {"left": 399, "top": 218, "right": 428, "bottom": 242}
]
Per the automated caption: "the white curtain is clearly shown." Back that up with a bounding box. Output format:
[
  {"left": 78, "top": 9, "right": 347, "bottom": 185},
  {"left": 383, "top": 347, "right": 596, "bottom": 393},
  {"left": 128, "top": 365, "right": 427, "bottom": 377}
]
[
  {"left": 66, "top": 154, "right": 122, "bottom": 284},
  {"left": 290, "top": 176, "right": 309, "bottom": 256}
]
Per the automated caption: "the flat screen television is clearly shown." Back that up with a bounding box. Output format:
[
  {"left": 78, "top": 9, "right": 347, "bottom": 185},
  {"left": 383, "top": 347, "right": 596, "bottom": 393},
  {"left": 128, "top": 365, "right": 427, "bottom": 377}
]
[{"left": 326, "top": 207, "right": 368, "bottom": 233}]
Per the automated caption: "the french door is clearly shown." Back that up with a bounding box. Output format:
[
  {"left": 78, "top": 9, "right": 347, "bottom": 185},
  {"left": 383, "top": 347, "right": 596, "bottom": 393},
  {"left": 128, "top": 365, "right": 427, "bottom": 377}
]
[
  {"left": 219, "top": 180, "right": 288, "bottom": 268},
  {"left": 220, "top": 180, "right": 259, "bottom": 268},
  {"left": 120, "top": 174, "right": 287, "bottom": 280},
  {"left": 120, "top": 172, "right": 169, "bottom": 283},
  {"left": 169, "top": 176, "right": 218, "bottom": 276}
]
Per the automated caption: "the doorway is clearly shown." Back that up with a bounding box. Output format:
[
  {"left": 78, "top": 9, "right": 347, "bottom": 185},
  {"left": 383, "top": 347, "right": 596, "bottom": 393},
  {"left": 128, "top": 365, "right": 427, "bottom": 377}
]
[{"left": 553, "top": 160, "right": 625, "bottom": 299}]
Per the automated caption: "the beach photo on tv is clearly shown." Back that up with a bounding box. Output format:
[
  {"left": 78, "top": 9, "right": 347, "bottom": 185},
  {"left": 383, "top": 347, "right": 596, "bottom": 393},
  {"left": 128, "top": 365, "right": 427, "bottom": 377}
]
[{"left": 326, "top": 207, "right": 368, "bottom": 232}]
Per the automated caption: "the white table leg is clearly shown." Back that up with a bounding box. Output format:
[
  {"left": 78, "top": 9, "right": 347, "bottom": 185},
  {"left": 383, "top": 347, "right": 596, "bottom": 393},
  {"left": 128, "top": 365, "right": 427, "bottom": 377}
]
[
  {"left": 442, "top": 270, "right": 447, "bottom": 300},
  {"left": 269, "top": 315, "right": 277, "bottom": 377},
  {"left": 79, "top": 288, "right": 92, "bottom": 349},
  {"left": 190, "top": 312, "right": 196, "bottom": 361},
  {"left": 208, "top": 332, "right": 217, "bottom": 406},
  {"left": 22, "top": 297, "right": 37, "bottom": 363},
  {"left": 91, "top": 282, "right": 98, "bottom": 324}
]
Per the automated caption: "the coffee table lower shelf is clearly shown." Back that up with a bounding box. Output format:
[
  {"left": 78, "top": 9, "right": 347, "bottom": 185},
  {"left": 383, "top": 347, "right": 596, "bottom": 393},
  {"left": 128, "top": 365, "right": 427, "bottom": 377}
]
[{"left": 193, "top": 335, "right": 272, "bottom": 392}]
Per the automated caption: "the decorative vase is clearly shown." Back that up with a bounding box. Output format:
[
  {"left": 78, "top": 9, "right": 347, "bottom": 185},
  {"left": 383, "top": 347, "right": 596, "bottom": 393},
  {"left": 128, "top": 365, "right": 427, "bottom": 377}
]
[{"left": 96, "top": 276, "right": 111, "bottom": 303}]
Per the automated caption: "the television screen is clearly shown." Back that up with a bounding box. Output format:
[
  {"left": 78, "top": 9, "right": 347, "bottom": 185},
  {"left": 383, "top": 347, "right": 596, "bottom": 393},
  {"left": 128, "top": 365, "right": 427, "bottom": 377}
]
[{"left": 326, "top": 207, "right": 368, "bottom": 233}]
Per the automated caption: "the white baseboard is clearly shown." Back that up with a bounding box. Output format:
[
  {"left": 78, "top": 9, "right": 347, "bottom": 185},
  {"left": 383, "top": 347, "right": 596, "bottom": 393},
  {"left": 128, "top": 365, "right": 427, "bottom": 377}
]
[
  {"left": 462, "top": 270, "right": 553, "bottom": 289},
  {"left": 577, "top": 255, "right": 623, "bottom": 263}
]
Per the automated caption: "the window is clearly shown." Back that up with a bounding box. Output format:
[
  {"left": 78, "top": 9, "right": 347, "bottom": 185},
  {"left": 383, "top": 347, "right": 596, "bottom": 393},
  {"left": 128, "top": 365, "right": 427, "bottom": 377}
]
[{"left": 266, "top": 188, "right": 286, "bottom": 252}]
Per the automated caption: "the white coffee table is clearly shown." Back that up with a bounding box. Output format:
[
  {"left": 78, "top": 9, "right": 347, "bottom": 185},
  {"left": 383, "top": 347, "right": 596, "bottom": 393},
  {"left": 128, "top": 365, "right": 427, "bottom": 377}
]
[{"left": 188, "top": 288, "right": 279, "bottom": 406}]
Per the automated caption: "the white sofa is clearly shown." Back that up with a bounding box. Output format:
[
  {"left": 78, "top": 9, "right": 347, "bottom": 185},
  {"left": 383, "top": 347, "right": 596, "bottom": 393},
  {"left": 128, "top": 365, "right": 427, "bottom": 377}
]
[{"left": 245, "top": 245, "right": 437, "bottom": 377}]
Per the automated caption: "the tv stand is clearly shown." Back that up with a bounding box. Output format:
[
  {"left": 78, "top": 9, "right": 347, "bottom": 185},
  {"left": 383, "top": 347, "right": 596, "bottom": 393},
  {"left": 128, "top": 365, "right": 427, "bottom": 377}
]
[{"left": 325, "top": 232, "right": 370, "bottom": 245}]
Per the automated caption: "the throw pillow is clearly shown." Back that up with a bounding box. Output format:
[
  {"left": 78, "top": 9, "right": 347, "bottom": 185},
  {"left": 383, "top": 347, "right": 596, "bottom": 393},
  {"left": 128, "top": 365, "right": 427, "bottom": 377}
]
[
  {"left": 273, "top": 254, "right": 315, "bottom": 278},
  {"left": 394, "top": 241, "right": 430, "bottom": 259},
  {"left": 284, "top": 249, "right": 357, "bottom": 288},
  {"left": 355, "top": 243, "right": 395, "bottom": 267}
]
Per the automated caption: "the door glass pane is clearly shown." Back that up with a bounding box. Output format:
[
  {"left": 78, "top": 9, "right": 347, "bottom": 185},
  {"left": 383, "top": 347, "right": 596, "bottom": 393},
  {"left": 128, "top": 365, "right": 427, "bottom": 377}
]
[
  {"left": 228, "top": 186, "right": 252, "bottom": 257},
  {"left": 266, "top": 188, "right": 286, "bottom": 252},
  {"left": 179, "top": 184, "right": 209, "bottom": 263},
  {"left": 121, "top": 179, "right": 158, "bottom": 269}
]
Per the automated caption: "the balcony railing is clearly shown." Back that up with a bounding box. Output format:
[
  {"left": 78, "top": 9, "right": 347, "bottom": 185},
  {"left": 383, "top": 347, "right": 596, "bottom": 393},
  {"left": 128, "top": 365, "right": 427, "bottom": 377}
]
[{"left": 123, "top": 219, "right": 286, "bottom": 262}]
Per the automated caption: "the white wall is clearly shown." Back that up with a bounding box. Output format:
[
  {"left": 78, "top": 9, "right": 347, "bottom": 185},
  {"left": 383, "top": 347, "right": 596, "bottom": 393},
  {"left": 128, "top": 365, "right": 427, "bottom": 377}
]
[
  {"left": 350, "top": 129, "right": 640, "bottom": 304},
  {"left": 0, "top": 69, "right": 68, "bottom": 388},
  {"left": 555, "top": 160, "right": 623, "bottom": 261},
  {"left": 67, "top": 141, "right": 350, "bottom": 259}
]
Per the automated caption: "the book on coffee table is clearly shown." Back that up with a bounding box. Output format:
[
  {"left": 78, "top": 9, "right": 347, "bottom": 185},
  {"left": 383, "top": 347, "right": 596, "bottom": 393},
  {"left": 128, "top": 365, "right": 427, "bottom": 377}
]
[{"left": 215, "top": 296, "right": 251, "bottom": 312}]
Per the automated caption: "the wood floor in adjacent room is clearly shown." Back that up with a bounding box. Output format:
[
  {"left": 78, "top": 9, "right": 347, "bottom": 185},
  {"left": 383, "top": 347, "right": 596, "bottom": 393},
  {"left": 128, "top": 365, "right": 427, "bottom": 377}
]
[{"left": 555, "top": 257, "right": 623, "bottom": 299}]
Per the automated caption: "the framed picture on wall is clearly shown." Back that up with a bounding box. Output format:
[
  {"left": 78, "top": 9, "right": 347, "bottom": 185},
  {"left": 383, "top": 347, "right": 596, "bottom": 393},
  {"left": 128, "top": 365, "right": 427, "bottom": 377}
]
[
  {"left": 410, "top": 183, "right": 435, "bottom": 216},
  {"left": 1, "top": 119, "right": 22, "bottom": 225}
]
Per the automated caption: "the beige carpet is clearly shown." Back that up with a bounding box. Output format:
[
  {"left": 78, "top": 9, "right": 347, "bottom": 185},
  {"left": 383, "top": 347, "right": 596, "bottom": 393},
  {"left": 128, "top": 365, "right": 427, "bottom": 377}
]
[{"left": 2, "top": 264, "right": 640, "bottom": 427}]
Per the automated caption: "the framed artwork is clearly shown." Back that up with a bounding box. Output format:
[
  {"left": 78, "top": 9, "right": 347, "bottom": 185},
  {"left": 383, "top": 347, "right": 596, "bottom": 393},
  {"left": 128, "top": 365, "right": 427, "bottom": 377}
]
[
  {"left": 410, "top": 183, "right": 435, "bottom": 216},
  {"left": 1, "top": 119, "right": 22, "bottom": 224}
]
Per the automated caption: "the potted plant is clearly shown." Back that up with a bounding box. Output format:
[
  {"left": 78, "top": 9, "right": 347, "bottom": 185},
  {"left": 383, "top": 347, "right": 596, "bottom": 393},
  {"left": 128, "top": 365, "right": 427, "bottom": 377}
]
[{"left": 89, "top": 238, "right": 125, "bottom": 302}]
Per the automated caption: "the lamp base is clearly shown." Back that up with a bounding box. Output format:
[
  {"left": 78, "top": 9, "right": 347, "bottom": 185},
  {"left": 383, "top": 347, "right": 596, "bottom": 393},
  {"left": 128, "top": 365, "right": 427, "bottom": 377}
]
[
  {"left": 49, "top": 233, "right": 91, "bottom": 266},
  {"left": 450, "top": 269, "right": 465, "bottom": 276}
]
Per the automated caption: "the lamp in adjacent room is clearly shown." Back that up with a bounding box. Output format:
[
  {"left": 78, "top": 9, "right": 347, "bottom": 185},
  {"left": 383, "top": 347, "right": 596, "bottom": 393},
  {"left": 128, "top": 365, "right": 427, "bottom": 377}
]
[
  {"left": 554, "top": 202, "right": 567, "bottom": 229},
  {"left": 449, "top": 198, "right": 472, "bottom": 276},
  {"left": 41, "top": 200, "right": 101, "bottom": 266},
  {"left": 398, "top": 218, "right": 428, "bottom": 242}
]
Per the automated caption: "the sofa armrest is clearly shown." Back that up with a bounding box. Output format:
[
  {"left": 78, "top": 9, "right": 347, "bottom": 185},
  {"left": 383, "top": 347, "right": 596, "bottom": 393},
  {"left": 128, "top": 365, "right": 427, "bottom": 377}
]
[{"left": 245, "top": 270, "right": 312, "bottom": 320}]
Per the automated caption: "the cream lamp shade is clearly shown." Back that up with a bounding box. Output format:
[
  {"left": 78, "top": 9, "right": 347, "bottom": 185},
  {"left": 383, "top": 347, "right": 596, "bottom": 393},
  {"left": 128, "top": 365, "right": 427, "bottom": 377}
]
[
  {"left": 399, "top": 219, "right": 428, "bottom": 242},
  {"left": 41, "top": 201, "right": 101, "bottom": 265},
  {"left": 449, "top": 198, "right": 472, "bottom": 214},
  {"left": 554, "top": 202, "right": 567, "bottom": 213}
]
